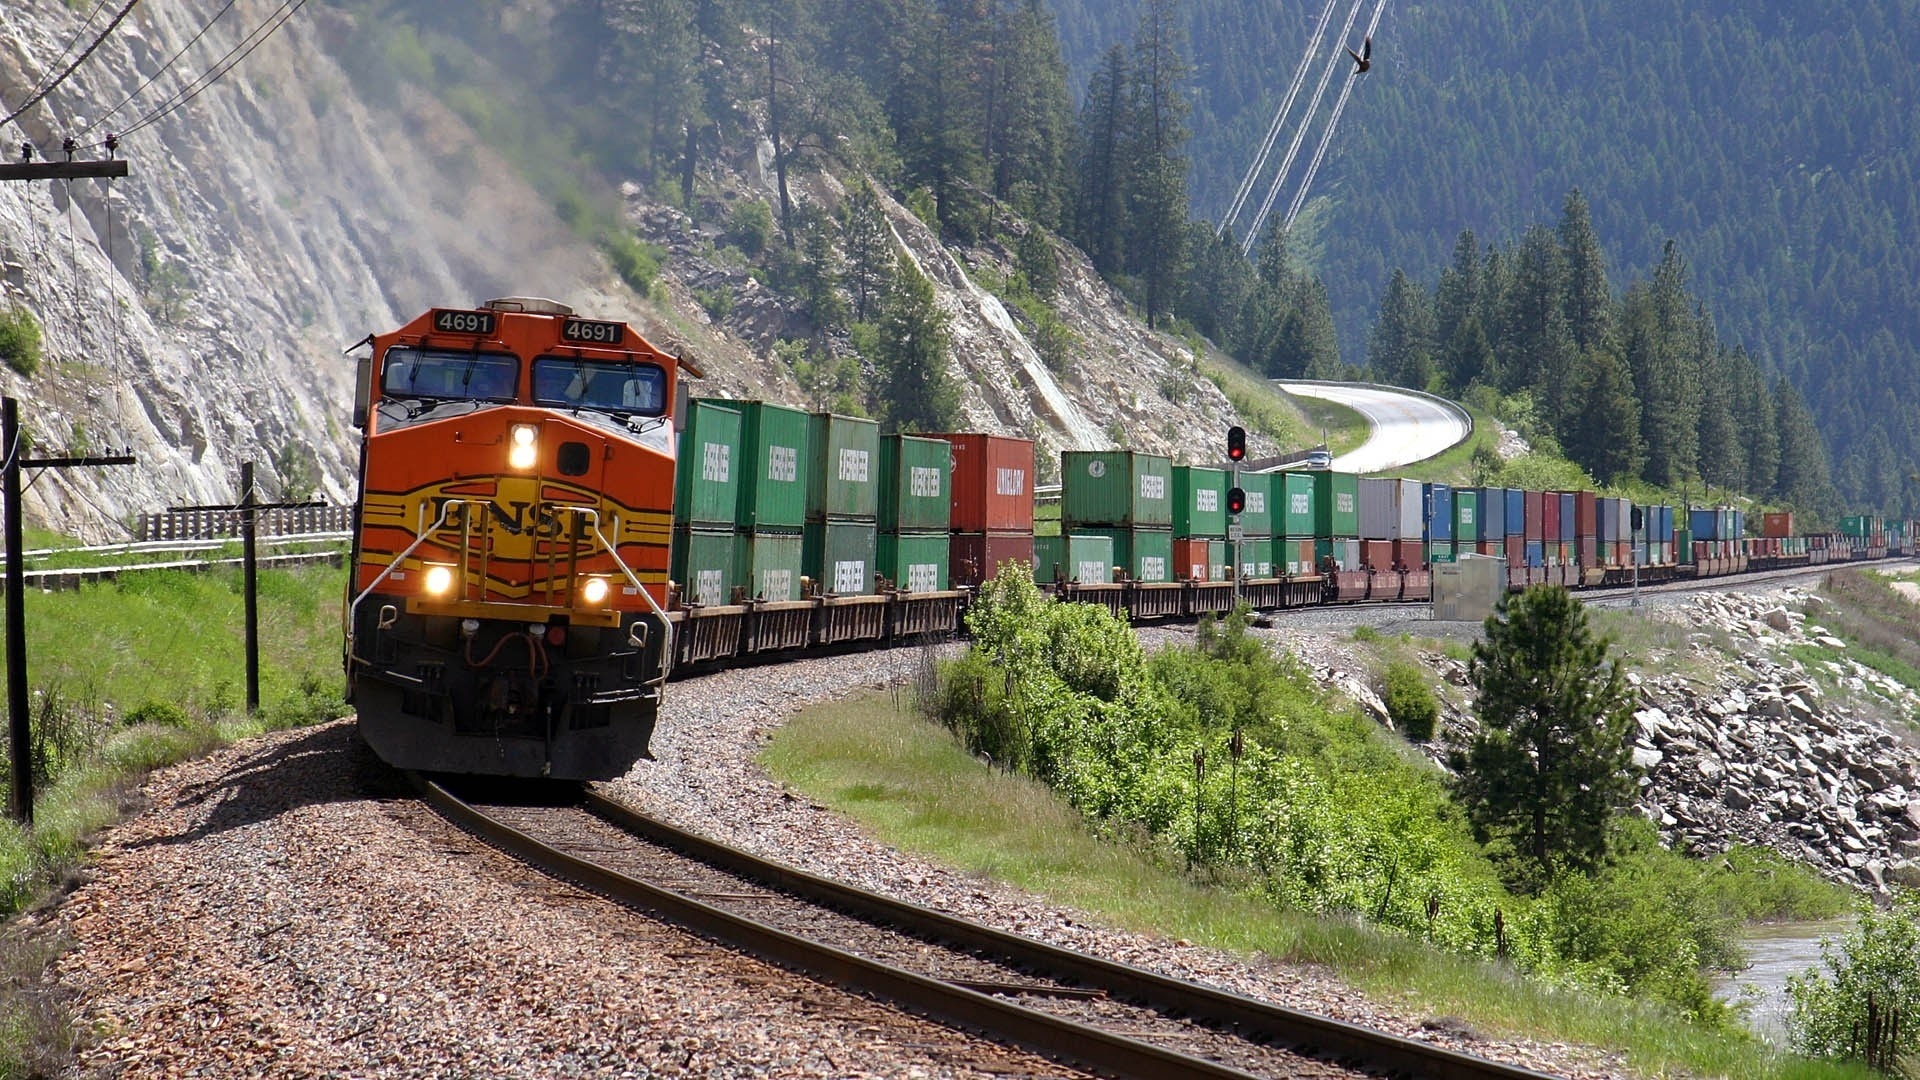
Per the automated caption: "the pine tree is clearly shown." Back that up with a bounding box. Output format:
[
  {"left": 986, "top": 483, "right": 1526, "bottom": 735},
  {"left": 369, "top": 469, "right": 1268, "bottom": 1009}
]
[
  {"left": 1496, "top": 225, "right": 1575, "bottom": 414},
  {"left": 871, "top": 258, "right": 961, "bottom": 431},
  {"left": 1695, "top": 336, "right": 1745, "bottom": 495},
  {"left": 841, "top": 179, "right": 895, "bottom": 322},
  {"left": 1557, "top": 188, "right": 1613, "bottom": 354},
  {"left": 1451, "top": 585, "right": 1640, "bottom": 892},
  {"left": 1071, "top": 44, "right": 1130, "bottom": 274},
  {"left": 1774, "top": 378, "right": 1834, "bottom": 514},
  {"left": 1367, "top": 267, "right": 1436, "bottom": 390},
  {"left": 1565, "top": 345, "right": 1642, "bottom": 483},
  {"left": 1120, "top": 0, "right": 1192, "bottom": 327}
]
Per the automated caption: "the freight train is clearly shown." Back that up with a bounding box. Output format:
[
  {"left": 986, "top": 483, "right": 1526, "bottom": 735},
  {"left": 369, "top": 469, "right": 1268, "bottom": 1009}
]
[{"left": 345, "top": 300, "right": 1913, "bottom": 780}]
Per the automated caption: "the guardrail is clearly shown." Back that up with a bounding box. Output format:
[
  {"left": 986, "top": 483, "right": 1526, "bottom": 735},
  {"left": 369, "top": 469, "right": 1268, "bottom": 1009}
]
[{"left": 137, "top": 505, "right": 353, "bottom": 542}]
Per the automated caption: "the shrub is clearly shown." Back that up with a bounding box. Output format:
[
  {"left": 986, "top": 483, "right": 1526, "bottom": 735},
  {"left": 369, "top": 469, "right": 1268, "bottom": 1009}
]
[
  {"left": 122, "top": 700, "right": 191, "bottom": 728},
  {"left": 727, "top": 200, "right": 774, "bottom": 257},
  {"left": 1787, "top": 892, "right": 1920, "bottom": 1068},
  {"left": 1380, "top": 660, "right": 1439, "bottom": 741},
  {"left": 602, "top": 232, "right": 662, "bottom": 296},
  {"left": 0, "top": 306, "right": 43, "bottom": 377}
]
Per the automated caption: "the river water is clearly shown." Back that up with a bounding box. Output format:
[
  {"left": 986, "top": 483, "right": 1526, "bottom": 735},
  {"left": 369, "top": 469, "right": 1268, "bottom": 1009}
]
[{"left": 1713, "top": 919, "right": 1854, "bottom": 1044}]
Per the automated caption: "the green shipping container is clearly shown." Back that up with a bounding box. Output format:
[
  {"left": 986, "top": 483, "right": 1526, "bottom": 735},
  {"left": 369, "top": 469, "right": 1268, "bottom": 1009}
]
[
  {"left": 1280, "top": 472, "right": 1317, "bottom": 538},
  {"left": 670, "top": 527, "right": 738, "bottom": 606},
  {"left": 704, "top": 399, "right": 811, "bottom": 530},
  {"left": 1207, "top": 540, "right": 1228, "bottom": 581},
  {"left": 1061, "top": 451, "right": 1173, "bottom": 528},
  {"left": 1173, "top": 466, "right": 1228, "bottom": 537},
  {"left": 1272, "top": 537, "right": 1316, "bottom": 576},
  {"left": 803, "top": 519, "right": 877, "bottom": 595},
  {"left": 1312, "top": 470, "right": 1360, "bottom": 538},
  {"left": 737, "top": 530, "right": 804, "bottom": 602},
  {"left": 1035, "top": 534, "right": 1119, "bottom": 584},
  {"left": 808, "top": 412, "right": 880, "bottom": 521},
  {"left": 1454, "top": 490, "right": 1479, "bottom": 544},
  {"left": 878, "top": 435, "right": 951, "bottom": 533},
  {"left": 1075, "top": 526, "right": 1174, "bottom": 583},
  {"left": 1430, "top": 539, "right": 1456, "bottom": 564},
  {"left": 675, "top": 401, "right": 741, "bottom": 528},
  {"left": 877, "top": 532, "right": 949, "bottom": 592},
  {"left": 1235, "top": 471, "right": 1273, "bottom": 537}
]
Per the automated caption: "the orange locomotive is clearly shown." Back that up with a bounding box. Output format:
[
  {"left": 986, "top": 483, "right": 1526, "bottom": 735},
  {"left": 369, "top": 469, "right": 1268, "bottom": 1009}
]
[{"left": 344, "top": 297, "right": 680, "bottom": 779}]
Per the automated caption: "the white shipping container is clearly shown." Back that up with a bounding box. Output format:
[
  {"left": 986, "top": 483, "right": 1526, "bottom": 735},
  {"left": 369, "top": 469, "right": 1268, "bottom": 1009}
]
[
  {"left": 1394, "top": 479, "right": 1423, "bottom": 540},
  {"left": 1358, "top": 478, "right": 1397, "bottom": 539}
]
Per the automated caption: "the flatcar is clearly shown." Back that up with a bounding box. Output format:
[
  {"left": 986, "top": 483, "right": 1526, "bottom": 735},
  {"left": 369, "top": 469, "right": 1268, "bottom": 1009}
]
[{"left": 343, "top": 298, "right": 683, "bottom": 780}]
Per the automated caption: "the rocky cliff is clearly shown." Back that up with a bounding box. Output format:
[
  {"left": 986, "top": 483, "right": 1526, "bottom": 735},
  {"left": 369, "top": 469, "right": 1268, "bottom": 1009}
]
[{"left": 0, "top": 2, "right": 1263, "bottom": 541}]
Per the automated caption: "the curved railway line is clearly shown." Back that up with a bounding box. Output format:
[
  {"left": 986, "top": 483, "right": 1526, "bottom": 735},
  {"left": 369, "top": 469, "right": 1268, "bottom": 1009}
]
[{"left": 417, "top": 775, "right": 1564, "bottom": 1080}]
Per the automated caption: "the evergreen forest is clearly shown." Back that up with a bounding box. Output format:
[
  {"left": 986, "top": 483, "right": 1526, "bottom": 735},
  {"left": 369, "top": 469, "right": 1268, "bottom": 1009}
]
[{"left": 347, "top": 0, "right": 1906, "bottom": 517}]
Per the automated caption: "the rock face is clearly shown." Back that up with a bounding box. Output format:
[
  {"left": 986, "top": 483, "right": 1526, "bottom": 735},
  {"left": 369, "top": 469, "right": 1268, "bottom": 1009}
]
[
  {"left": 0, "top": 5, "right": 1263, "bottom": 540},
  {"left": 1402, "top": 587, "right": 1920, "bottom": 894}
]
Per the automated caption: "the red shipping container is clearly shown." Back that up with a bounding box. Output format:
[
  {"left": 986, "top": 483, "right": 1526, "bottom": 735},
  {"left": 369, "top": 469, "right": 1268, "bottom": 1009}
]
[
  {"left": 1479, "top": 540, "right": 1502, "bottom": 557},
  {"left": 950, "top": 531, "right": 1034, "bottom": 587},
  {"left": 1573, "top": 492, "right": 1597, "bottom": 537},
  {"left": 1762, "top": 512, "right": 1795, "bottom": 538},
  {"left": 1361, "top": 539, "right": 1394, "bottom": 571},
  {"left": 1391, "top": 539, "right": 1422, "bottom": 569},
  {"left": 927, "top": 433, "right": 1035, "bottom": 533},
  {"left": 1543, "top": 492, "right": 1560, "bottom": 542},
  {"left": 1504, "top": 535, "right": 1525, "bottom": 565},
  {"left": 1578, "top": 536, "right": 1598, "bottom": 568},
  {"left": 1173, "top": 539, "right": 1210, "bottom": 581},
  {"left": 1524, "top": 490, "right": 1545, "bottom": 541}
]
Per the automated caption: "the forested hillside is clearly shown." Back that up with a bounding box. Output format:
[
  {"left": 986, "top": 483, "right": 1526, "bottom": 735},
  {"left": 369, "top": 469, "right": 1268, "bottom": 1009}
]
[{"left": 1050, "top": 0, "right": 1920, "bottom": 515}]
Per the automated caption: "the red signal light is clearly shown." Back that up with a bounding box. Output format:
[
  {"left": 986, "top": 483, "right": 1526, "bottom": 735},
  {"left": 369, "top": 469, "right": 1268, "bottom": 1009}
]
[
  {"left": 1227, "top": 486, "right": 1246, "bottom": 515},
  {"left": 1227, "top": 425, "right": 1246, "bottom": 462}
]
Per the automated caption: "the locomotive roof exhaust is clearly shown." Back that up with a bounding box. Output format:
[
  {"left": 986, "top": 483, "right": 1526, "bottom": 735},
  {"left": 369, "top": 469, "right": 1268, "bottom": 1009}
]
[{"left": 483, "top": 296, "right": 575, "bottom": 316}]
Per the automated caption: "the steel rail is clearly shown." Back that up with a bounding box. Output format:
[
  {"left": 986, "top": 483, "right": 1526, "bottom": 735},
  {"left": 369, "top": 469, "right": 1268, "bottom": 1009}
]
[
  {"left": 577, "top": 789, "right": 1563, "bottom": 1080},
  {"left": 415, "top": 775, "right": 1271, "bottom": 1080}
]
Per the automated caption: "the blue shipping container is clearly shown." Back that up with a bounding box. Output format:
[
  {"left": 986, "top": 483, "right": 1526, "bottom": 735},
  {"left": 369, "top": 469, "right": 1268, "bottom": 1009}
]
[
  {"left": 1425, "top": 483, "right": 1454, "bottom": 542},
  {"left": 1504, "top": 488, "right": 1526, "bottom": 536},
  {"left": 1690, "top": 509, "right": 1721, "bottom": 540},
  {"left": 1475, "top": 487, "right": 1507, "bottom": 538},
  {"left": 1525, "top": 540, "right": 1545, "bottom": 568},
  {"left": 1558, "top": 493, "right": 1576, "bottom": 542}
]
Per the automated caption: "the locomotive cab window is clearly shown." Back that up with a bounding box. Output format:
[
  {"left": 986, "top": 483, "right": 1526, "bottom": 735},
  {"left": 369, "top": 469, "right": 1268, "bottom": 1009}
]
[
  {"left": 382, "top": 347, "right": 520, "bottom": 402},
  {"left": 532, "top": 357, "right": 667, "bottom": 416}
]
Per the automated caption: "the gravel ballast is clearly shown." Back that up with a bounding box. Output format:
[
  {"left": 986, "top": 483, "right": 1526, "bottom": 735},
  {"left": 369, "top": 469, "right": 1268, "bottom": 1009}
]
[{"left": 28, "top": 626, "right": 1653, "bottom": 1078}]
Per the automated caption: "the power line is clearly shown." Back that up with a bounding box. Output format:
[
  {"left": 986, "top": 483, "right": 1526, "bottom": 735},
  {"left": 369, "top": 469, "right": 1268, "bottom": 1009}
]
[
  {"left": 20, "top": 0, "right": 113, "bottom": 112},
  {"left": 109, "top": 0, "right": 310, "bottom": 144},
  {"left": 82, "top": 0, "right": 244, "bottom": 139},
  {"left": 0, "top": 0, "right": 143, "bottom": 132},
  {"left": 1218, "top": 0, "right": 1337, "bottom": 240},
  {"left": 1241, "top": 0, "right": 1363, "bottom": 256},
  {"left": 1282, "top": 0, "right": 1390, "bottom": 231}
]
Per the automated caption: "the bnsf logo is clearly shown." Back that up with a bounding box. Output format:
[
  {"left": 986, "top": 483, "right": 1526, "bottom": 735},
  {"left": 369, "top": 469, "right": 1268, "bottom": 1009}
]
[
  {"left": 838, "top": 448, "right": 869, "bottom": 483},
  {"left": 1140, "top": 474, "right": 1166, "bottom": 501},
  {"left": 768, "top": 444, "right": 797, "bottom": 482},
  {"left": 910, "top": 466, "right": 941, "bottom": 498},
  {"left": 996, "top": 467, "right": 1025, "bottom": 496},
  {"left": 1196, "top": 489, "right": 1218, "bottom": 512},
  {"left": 1247, "top": 492, "right": 1266, "bottom": 514},
  {"left": 906, "top": 563, "right": 939, "bottom": 591},
  {"left": 431, "top": 498, "right": 589, "bottom": 540},
  {"left": 702, "top": 442, "right": 730, "bottom": 483}
]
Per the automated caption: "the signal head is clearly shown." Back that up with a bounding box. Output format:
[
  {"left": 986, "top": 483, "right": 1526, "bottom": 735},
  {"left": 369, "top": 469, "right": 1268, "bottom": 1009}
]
[
  {"left": 1226, "top": 425, "right": 1246, "bottom": 462},
  {"left": 1227, "top": 486, "right": 1246, "bottom": 515}
]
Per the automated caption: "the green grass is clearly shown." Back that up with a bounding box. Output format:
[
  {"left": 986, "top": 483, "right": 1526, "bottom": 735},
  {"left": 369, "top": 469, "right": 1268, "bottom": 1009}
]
[
  {"left": 763, "top": 692, "right": 1874, "bottom": 1080},
  {"left": 0, "top": 563, "right": 350, "bottom": 1077},
  {"left": 1385, "top": 405, "right": 1503, "bottom": 484},
  {"left": 1197, "top": 354, "right": 1367, "bottom": 455}
]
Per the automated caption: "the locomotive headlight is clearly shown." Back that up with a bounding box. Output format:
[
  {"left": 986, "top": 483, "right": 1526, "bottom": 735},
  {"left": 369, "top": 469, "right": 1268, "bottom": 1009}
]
[
  {"left": 424, "top": 564, "right": 455, "bottom": 595},
  {"left": 579, "top": 576, "right": 611, "bottom": 605},
  {"left": 508, "top": 423, "right": 539, "bottom": 470}
]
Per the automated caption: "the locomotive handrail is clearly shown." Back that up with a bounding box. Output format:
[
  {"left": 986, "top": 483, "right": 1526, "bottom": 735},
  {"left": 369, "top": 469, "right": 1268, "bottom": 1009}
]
[
  {"left": 345, "top": 499, "right": 462, "bottom": 655},
  {"left": 577, "top": 509, "right": 675, "bottom": 686}
]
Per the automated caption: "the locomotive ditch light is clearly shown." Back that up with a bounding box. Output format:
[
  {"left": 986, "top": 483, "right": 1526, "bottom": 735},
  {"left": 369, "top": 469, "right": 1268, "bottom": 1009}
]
[
  {"left": 424, "top": 564, "right": 455, "bottom": 595},
  {"left": 508, "top": 423, "right": 539, "bottom": 470},
  {"left": 579, "top": 576, "right": 611, "bottom": 605}
]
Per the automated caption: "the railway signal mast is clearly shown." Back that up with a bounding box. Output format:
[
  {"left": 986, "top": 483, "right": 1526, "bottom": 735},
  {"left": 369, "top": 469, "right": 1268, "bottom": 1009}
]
[{"left": 1226, "top": 426, "right": 1246, "bottom": 606}]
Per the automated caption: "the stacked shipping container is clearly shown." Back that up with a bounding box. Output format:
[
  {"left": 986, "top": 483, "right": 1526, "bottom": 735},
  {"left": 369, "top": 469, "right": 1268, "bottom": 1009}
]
[
  {"left": 932, "top": 433, "right": 1035, "bottom": 586},
  {"left": 1172, "top": 466, "right": 1228, "bottom": 581},
  {"left": 876, "top": 434, "right": 952, "bottom": 591},
  {"left": 805, "top": 413, "right": 879, "bottom": 595},
  {"left": 1063, "top": 450, "right": 1175, "bottom": 582}
]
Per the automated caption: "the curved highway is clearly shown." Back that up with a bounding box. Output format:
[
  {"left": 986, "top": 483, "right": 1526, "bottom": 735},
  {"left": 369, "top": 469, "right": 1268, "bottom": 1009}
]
[{"left": 1275, "top": 381, "right": 1472, "bottom": 474}]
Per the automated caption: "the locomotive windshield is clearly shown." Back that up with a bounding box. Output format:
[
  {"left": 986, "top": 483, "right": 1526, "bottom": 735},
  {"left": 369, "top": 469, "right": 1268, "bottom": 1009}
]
[
  {"left": 382, "top": 347, "right": 519, "bottom": 402},
  {"left": 532, "top": 357, "right": 668, "bottom": 416}
]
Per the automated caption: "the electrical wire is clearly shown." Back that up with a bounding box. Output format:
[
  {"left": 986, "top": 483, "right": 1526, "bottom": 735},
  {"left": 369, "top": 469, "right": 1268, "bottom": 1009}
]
[
  {"left": 79, "top": 0, "right": 243, "bottom": 139},
  {"left": 0, "top": 0, "right": 142, "bottom": 132},
  {"left": 17, "top": 0, "right": 112, "bottom": 115},
  {"left": 1282, "top": 0, "right": 1390, "bottom": 230},
  {"left": 1241, "top": 0, "right": 1364, "bottom": 255},
  {"left": 108, "top": 0, "right": 310, "bottom": 144},
  {"left": 1218, "top": 0, "right": 1338, "bottom": 239}
]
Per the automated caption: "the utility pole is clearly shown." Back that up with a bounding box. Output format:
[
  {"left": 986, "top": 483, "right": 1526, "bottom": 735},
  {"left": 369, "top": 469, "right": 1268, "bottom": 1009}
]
[{"left": 4, "top": 397, "right": 135, "bottom": 824}]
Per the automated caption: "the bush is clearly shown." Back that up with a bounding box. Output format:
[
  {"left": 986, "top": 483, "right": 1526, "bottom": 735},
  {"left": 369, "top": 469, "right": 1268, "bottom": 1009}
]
[
  {"left": 122, "top": 700, "right": 191, "bottom": 728},
  {"left": 601, "top": 232, "right": 662, "bottom": 296},
  {"left": 727, "top": 200, "right": 774, "bottom": 257},
  {"left": 1380, "top": 660, "right": 1439, "bottom": 741},
  {"left": 1787, "top": 892, "right": 1920, "bottom": 1068},
  {"left": 0, "top": 306, "right": 43, "bottom": 377}
]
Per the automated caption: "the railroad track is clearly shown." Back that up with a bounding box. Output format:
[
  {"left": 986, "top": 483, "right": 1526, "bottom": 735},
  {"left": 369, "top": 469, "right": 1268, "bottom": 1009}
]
[{"left": 416, "top": 774, "right": 1564, "bottom": 1080}]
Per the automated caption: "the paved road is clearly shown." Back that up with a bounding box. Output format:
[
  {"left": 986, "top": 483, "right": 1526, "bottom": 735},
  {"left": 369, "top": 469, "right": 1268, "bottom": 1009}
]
[{"left": 1275, "top": 381, "right": 1471, "bottom": 474}]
